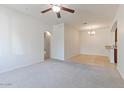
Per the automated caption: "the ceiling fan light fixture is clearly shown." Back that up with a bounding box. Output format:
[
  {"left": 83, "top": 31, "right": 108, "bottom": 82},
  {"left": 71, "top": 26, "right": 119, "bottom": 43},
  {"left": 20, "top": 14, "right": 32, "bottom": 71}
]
[
  {"left": 52, "top": 5, "right": 60, "bottom": 12},
  {"left": 41, "top": 4, "right": 75, "bottom": 18}
]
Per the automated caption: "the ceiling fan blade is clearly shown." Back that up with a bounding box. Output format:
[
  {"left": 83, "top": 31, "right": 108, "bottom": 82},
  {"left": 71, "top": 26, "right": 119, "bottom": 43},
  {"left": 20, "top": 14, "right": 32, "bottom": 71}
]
[
  {"left": 56, "top": 12, "right": 61, "bottom": 18},
  {"left": 41, "top": 8, "right": 52, "bottom": 13},
  {"left": 61, "top": 6, "right": 75, "bottom": 13}
]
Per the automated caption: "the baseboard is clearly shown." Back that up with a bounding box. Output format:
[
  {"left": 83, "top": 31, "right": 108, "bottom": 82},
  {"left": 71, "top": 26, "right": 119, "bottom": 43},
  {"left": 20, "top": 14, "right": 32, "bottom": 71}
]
[
  {"left": 65, "top": 54, "right": 80, "bottom": 60},
  {"left": 117, "top": 66, "right": 124, "bottom": 80},
  {"left": 80, "top": 53, "right": 108, "bottom": 57},
  {"left": 0, "top": 61, "right": 43, "bottom": 74}
]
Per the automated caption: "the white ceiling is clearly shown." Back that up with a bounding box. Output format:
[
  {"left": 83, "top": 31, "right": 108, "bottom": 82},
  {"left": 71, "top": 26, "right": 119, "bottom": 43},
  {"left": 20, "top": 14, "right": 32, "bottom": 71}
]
[{"left": 4, "top": 4, "right": 119, "bottom": 30}]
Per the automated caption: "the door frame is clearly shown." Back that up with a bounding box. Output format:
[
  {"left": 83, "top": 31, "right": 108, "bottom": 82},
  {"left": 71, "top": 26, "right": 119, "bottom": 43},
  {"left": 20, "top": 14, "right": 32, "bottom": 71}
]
[{"left": 114, "top": 28, "right": 117, "bottom": 64}]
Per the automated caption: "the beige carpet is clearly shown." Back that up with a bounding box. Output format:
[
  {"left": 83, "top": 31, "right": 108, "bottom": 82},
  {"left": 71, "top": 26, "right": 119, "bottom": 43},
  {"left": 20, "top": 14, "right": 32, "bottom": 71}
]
[
  {"left": 68, "top": 54, "right": 115, "bottom": 68},
  {"left": 0, "top": 59, "right": 124, "bottom": 88}
]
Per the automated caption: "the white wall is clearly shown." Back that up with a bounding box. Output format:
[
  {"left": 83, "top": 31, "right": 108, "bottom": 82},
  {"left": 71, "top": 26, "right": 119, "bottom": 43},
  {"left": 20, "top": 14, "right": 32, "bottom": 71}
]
[
  {"left": 51, "top": 23, "right": 64, "bottom": 60},
  {"left": 114, "top": 5, "right": 124, "bottom": 79},
  {"left": 80, "top": 28, "right": 112, "bottom": 57},
  {"left": 64, "top": 24, "right": 80, "bottom": 59},
  {"left": 0, "top": 6, "right": 48, "bottom": 73},
  {"left": 51, "top": 23, "right": 80, "bottom": 60}
]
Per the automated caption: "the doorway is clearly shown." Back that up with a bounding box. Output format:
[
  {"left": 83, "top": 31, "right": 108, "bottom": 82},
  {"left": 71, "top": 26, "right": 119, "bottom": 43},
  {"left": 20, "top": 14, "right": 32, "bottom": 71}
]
[{"left": 44, "top": 31, "right": 51, "bottom": 60}]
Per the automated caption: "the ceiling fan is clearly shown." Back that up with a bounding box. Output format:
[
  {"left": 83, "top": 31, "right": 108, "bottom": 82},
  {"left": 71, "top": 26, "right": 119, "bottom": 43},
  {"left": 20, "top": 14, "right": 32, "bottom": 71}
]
[{"left": 41, "top": 4, "right": 75, "bottom": 18}]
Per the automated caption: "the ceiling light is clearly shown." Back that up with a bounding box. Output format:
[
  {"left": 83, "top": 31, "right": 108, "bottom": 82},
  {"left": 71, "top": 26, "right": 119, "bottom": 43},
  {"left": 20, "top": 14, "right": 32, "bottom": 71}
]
[
  {"left": 88, "top": 30, "right": 95, "bottom": 36},
  {"left": 52, "top": 5, "right": 60, "bottom": 12},
  {"left": 88, "top": 25, "right": 96, "bottom": 36}
]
